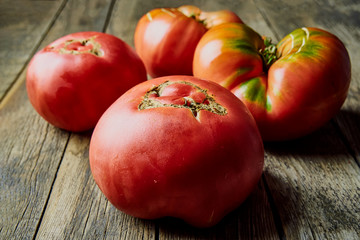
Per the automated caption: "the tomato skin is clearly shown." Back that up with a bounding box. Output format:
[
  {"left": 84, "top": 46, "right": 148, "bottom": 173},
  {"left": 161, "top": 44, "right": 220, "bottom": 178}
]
[
  {"left": 26, "top": 32, "right": 147, "bottom": 132},
  {"left": 193, "top": 23, "right": 351, "bottom": 141},
  {"left": 177, "top": 5, "right": 243, "bottom": 29},
  {"left": 134, "top": 6, "right": 243, "bottom": 78},
  {"left": 134, "top": 8, "right": 206, "bottom": 78},
  {"left": 89, "top": 75, "right": 264, "bottom": 227}
]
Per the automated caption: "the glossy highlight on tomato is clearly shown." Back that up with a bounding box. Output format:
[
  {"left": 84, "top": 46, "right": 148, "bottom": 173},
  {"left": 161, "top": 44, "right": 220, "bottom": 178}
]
[
  {"left": 26, "top": 32, "right": 147, "bottom": 132},
  {"left": 134, "top": 5, "right": 243, "bottom": 78},
  {"left": 89, "top": 75, "right": 264, "bottom": 227},
  {"left": 193, "top": 23, "right": 351, "bottom": 141}
]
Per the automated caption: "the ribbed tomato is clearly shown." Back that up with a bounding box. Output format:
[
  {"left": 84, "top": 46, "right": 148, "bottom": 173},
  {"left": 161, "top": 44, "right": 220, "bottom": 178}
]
[
  {"left": 193, "top": 23, "right": 351, "bottom": 141},
  {"left": 89, "top": 75, "right": 264, "bottom": 227}
]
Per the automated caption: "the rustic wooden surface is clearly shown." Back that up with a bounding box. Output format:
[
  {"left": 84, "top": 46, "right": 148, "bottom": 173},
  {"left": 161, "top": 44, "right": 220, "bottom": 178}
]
[{"left": 1, "top": 0, "right": 359, "bottom": 239}]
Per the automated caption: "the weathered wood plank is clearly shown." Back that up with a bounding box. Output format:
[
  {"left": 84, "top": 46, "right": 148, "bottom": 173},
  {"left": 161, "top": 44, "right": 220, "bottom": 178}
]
[
  {"left": 36, "top": 133, "right": 156, "bottom": 239},
  {"left": 237, "top": 180, "right": 281, "bottom": 240},
  {"left": 264, "top": 125, "right": 360, "bottom": 239},
  {"left": 0, "top": 2, "right": 72, "bottom": 239},
  {"left": 0, "top": 0, "right": 118, "bottom": 239},
  {"left": 0, "top": 0, "right": 66, "bottom": 101},
  {"left": 0, "top": 72, "right": 71, "bottom": 239}
]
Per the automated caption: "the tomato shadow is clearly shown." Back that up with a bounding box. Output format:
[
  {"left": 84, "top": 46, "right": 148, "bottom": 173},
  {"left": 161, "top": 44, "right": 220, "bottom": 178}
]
[
  {"left": 153, "top": 178, "right": 281, "bottom": 239},
  {"left": 335, "top": 109, "right": 360, "bottom": 148},
  {"left": 263, "top": 119, "right": 350, "bottom": 157},
  {"left": 154, "top": 210, "right": 240, "bottom": 238}
]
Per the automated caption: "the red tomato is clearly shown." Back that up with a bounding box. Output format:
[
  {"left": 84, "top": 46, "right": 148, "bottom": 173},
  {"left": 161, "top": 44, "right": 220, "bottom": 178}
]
[
  {"left": 89, "top": 75, "right": 264, "bottom": 227},
  {"left": 134, "top": 6, "right": 243, "bottom": 78},
  {"left": 193, "top": 23, "right": 351, "bottom": 141},
  {"left": 26, "top": 32, "right": 147, "bottom": 132}
]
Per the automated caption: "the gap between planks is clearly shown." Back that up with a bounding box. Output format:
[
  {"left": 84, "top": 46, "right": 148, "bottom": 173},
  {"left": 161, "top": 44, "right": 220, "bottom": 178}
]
[
  {"left": 0, "top": 0, "right": 68, "bottom": 110},
  {"left": 262, "top": 174, "right": 286, "bottom": 240},
  {"left": 331, "top": 119, "right": 360, "bottom": 169},
  {"left": 32, "top": 130, "right": 72, "bottom": 240},
  {"left": 102, "top": 0, "right": 117, "bottom": 33}
]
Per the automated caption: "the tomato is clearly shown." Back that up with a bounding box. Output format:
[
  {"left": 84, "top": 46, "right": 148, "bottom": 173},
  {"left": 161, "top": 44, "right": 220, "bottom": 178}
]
[
  {"left": 26, "top": 32, "right": 147, "bottom": 132},
  {"left": 193, "top": 23, "right": 351, "bottom": 141},
  {"left": 89, "top": 75, "right": 264, "bottom": 227},
  {"left": 134, "top": 5, "right": 243, "bottom": 78}
]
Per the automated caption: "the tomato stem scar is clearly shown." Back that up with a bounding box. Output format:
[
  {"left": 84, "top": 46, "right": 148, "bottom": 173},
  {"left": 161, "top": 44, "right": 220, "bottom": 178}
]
[
  {"left": 56, "top": 36, "right": 103, "bottom": 56},
  {"left": 138, "top": 81, "right": 227, "bottom": 120}
]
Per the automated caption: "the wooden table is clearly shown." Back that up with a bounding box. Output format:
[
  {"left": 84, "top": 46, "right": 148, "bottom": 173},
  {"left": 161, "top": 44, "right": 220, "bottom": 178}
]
[{"left": 1, "top": 0, "right": 359, "bottom": 239}]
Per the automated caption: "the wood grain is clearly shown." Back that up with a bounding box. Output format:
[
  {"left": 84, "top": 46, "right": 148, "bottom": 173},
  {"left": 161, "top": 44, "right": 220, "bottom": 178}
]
[
  {"left": 0, "top": 2, "right": 70, "bottom": 239},
  {"left": 36, "top": 133, "right": 156, "bottom": 239},
  {"left": 1, "top": 0, "right": 360, "bottom": 239},
  {"left": 0, "top": 0, "right": 113, "bottom": 239},
  {"left": 0, "top": 73, "right": 70, "bottom": 239},
  {"left": 264, "top": 125, "right": 360, "bottom": 239},
  {"left": 0, "top": 0, "right": 66, "bottom": 101}
]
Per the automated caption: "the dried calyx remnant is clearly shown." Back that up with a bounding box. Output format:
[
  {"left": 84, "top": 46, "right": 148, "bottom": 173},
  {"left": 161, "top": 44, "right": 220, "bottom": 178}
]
[
  {"left": 259, "top": 37, "right": 277, "bottom": 70},
  {"left": 138, "top": 81, "right": 227, "bottom": 119},
  {"left": 50, "top": 36, "right": 103, "bottom": 56}
]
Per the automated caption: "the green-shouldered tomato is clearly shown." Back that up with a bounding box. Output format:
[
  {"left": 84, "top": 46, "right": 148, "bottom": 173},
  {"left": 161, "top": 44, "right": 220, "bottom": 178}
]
[{"left": 193, "top": 23, "right": 351, "bottom": 141}]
